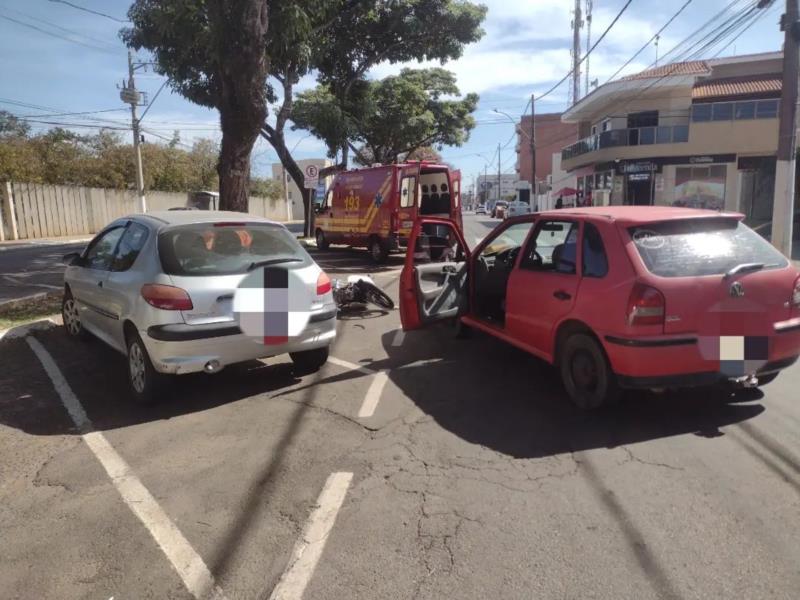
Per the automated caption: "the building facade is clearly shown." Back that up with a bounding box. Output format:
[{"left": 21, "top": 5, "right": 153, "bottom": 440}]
[
  {"left": 559, "top": 52, "right": 799, "bottom": 226},
  {"left": 516, "top": 112, "right": 578, "bottom": 189},
  {"left": 271, "top": 158, "right": 333, "bottom": 219},
  {"left": 477, "top": 173, "right": 517, "bottom": 203}
]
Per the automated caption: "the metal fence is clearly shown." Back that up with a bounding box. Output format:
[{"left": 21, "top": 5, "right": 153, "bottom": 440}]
[{"left": 0, "top": 182, "right": 292, "bottom": 241}]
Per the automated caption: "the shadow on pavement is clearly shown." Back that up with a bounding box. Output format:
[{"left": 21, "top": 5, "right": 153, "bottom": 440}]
[
  {"left": 307, "top": 245, "right": 405, "bottom": 274},
  {"left": 0, "top": 327, "right": 305, "bottom": 436},
  {"left": 370, "top": 326, "right": 765, "bottom": 459}
]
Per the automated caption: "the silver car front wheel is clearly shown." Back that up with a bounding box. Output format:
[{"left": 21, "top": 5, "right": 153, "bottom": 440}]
[{"left": 62, "top": 290, "right": 89, "bottom": 339}]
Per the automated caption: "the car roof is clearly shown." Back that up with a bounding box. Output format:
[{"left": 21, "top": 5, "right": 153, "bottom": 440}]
[
  {"left": 126, "top": 211, "right": 285, "bottom": 229},
  {"left": 537, "top": 206, "right": 743, "bottom": 225}
]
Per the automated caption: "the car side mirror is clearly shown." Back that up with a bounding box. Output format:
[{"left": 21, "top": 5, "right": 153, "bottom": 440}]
[{"left": 62, "top": 252, "right": 82, "bottom": 266}]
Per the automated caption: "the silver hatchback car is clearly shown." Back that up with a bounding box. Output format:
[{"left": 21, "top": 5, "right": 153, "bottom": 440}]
[{"left": 61, "top": 211, "right": 337, "bottom": 402}]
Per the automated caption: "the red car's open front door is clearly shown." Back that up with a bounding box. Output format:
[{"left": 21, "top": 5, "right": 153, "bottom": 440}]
[{"left": 399, "top": 217, "right": 470, "bottom": 331}]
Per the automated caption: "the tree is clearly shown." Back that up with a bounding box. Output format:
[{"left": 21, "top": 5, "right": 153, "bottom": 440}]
[
  {"left": 261, "top": 0, "right": 486, "bottom": 235},
  {"left": 293, "top": 68, "right": 477, "bottom": 165},
  {"left": 407, "top": 146, "right": 443, "bottom": 163},
  {"left": 0, "top": 110, "right": 31, "bottom": 139},
  {"left": 250, "top": 176, "right": 282, "bottom": 198},
  {"left": 123, "top": 0, "right": 271, "bottom": 212}
]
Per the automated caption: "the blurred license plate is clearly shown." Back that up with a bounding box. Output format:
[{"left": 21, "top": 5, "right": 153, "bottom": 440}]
[{"left": 402, "top": 220, "right": 414, "bottom": 228}]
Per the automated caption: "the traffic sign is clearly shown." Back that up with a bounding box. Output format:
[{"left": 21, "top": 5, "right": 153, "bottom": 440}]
[{"left": 304, "top": 164, "right": 319, "bottom": 188}]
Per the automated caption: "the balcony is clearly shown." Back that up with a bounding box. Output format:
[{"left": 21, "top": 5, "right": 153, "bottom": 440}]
[{"left": 561, "top": 124, "right": 689, "bottom": 161}]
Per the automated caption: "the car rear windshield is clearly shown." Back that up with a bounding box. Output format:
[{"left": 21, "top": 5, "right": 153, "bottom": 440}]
[
  {"left": 628, "top": 218, "right": 788, "bottom": 277},
  {"left": 158, "top": 223, "right": 311, "bottom": 276}
]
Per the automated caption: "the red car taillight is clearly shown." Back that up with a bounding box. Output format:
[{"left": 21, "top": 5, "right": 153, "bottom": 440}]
[
  {"left": 792, "top": 276, "right": 800, "bottom": 308},
  {"left": 627, "top": 283, "right": 665, "bottom": 326},
  {"left": 141, "top": 284, "right": 193, "bottom": 310},
  {"left": 316, "top": 271, "right": 332, "bottom": 296}
]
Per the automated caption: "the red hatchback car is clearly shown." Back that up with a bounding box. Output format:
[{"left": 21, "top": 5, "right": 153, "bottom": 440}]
[{"left": 400, "top": 207, "right": 800, "bottom": 409}]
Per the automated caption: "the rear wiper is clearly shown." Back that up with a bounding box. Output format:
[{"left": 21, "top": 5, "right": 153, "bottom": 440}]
[
  {"left": 723, "top": 262, "right": 764, "bottom": 279},
  {"left": 248, "top": 257, "right": 303, "bottom": 270}
]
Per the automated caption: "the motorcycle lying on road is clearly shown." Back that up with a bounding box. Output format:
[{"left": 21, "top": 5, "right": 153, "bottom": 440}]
[{"left": 332, "top": 275, "right": 394, "bottom": 311}]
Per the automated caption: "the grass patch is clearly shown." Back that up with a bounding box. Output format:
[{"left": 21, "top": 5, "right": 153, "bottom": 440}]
[{"left": 0, "top": 292, "right": 62, "bottom": 330}]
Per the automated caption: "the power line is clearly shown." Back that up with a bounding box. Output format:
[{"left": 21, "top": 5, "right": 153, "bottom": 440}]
[
  {"left": 603, "top": 0, "right": 695, "bottom": 85},
  {"left": 0, "top": 12, "right": 119, "bottom": 54},
  {"left": 537, "top": 0, "right": 635, "bottom": 101},
  {"left": 47, "top": 0, "right": 128, "bottom": 23},
  {"left": 3, "top": 5, "right": 119, "bottom": 48},
  {"left": 17, "top": 108, "right": 129, "bottom": 118}
]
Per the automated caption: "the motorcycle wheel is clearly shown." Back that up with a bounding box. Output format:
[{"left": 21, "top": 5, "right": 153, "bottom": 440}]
[{"left": 360, "top": 281, "right": 395, "bottom": 310}]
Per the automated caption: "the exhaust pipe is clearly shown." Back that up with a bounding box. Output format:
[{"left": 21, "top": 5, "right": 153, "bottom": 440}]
[
  {"left": 204, "top": 360, "right": 222, "bottom": 374},
  {"left": 731, "top": 374, "right": 759, "bottom": 388}
]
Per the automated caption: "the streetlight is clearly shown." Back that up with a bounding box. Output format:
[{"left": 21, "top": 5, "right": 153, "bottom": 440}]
[{"left": 494, "top": 107, "right": 536, "bottom": 200}]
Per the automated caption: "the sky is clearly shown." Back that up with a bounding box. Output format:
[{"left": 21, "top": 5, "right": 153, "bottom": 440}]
[{"left": 0, "top": 0, "right": 786, "bottom": 188}]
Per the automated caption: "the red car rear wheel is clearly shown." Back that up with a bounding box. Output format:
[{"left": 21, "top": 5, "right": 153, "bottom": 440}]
[{"left": 559, "top": 333, "right": 618, "bottom": 410}]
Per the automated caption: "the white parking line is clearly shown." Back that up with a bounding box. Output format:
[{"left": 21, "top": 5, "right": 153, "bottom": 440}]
[
  {"left": 358, "top": 371, "right": 389, "bottom": 418},
  {"left": 391, "top": 329, "right": 405, "bottom": 347},
  {"left": 26, "top": 337, "right": 227, "bottom": 600},
  {"left": 269, "top": 471, "right": 353, "bottom": 600},
  {"left": 327, "top": 356, "right": 387, "bottom": 418}
]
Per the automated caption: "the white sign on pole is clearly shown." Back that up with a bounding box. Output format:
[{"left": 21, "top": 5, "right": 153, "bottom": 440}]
[{"left": 304, "top": 164, "right": 319, "bottom": 189}]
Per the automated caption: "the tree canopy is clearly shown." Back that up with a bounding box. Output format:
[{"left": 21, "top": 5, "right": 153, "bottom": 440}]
[
  {"left": 293, "top": 68, "right": 477, "bottom": 165},
  {"left": 124, "top": 0, "right": 272, "bottom": 211},
  {"left": 0, "top": 115, "right": 275, "bottom": 198}
]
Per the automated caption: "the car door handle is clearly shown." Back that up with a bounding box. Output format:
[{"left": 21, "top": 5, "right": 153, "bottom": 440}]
[{"left": 553, "top": 290, "right": 571, "bottom": 301}]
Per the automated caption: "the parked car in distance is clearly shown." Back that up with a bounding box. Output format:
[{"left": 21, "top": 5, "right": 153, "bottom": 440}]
[
  {"left": 400, "top": 207, "right": 800, "bottom": 409},
  {"left": 475, "top": 204, "right": 488, "bottom": 215},
  {"left": 61, "top": 211, "right": 337, "bottom": 403},
  {"left": 492, "top": 200, "right": 508, "bottom": 219},
  {"left": 506, "top": 200, "right": 532, "bottom": 219}
]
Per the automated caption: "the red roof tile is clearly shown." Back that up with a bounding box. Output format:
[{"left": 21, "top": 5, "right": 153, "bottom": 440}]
[
  {"left": 692, "top": 73, "right": 782, "bottom": 99},
  {"left": 620, "top": 60, "right": 710, "bottom": 81}
]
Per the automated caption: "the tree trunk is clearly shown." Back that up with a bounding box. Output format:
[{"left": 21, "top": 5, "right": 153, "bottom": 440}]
[
  {"left": 218, "top": 112, "right": 256, "bottom": 213},
  {"left": 211, "top": 0, "right": 270, "bottom": 212}
]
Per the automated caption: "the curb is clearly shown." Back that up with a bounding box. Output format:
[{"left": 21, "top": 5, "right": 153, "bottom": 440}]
[
  {"left": 0, "top": 291, "right": 60, "bottom": 311},
  {"left": 0, "top": 316, "right": 60, "bottom": 341}
]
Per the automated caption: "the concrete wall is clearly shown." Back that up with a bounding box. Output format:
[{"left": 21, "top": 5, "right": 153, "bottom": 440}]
[{"left": 1, "top": 183, "right": 291, "bottom": 240}]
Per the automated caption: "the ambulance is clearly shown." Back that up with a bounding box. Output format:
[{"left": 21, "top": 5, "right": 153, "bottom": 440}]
[{"left": 314, "top": 161, "right": 463, "bottom": 262}]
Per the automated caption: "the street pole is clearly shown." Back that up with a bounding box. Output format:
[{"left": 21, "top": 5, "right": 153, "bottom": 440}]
[
  {"left": 772, "top": 0, "right": 798, "bottom": 257},
  {"left": 530, "top": 94, "right": 536, "bottom": 199},
  {"left": 496, "top": 144, "right": 501, "bottom": 201},
  {"left": 484, "top": 163, "right": 488, "bottom": 204},
  {"left": 126, "top": 50, "right": 146, "bottom": 213},
  {"left": 572, "top": 0, "right": 583, "bottom": 106}
]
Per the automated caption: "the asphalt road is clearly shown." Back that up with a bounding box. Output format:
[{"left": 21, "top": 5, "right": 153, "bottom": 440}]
[{"left": 2, "top": 213, "right": 800, "bottom": 599}]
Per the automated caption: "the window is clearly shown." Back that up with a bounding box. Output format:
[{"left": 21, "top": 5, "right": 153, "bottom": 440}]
[
  {"left": 638, "top": 127, "right": 655, "bottom": 145},
  {"left": 453, "top": 179, "right": 460, "bottom": 207},
  {"left": 673, "top": 125, "right": 689, "bottom": 142},
  {"left": 400, "top": 176, "right": 416, "bottom": 208},
  {"left": 601, "top": 119, "right": 611, "bottom": 132},
  {"left": 656, "top": 126, "right": 672, "bottom": 144},
  {"left": 113, "top": 223, "right": 149, "bottom": 272},
  {"left": 735, "top": 101, "right": 756, "bottom": 120},
  {"left": 582, "top": 223, "right": 608, "bottom": 278},
  {"left": 692, "top": 104, "right": 712, "bottom": 122},
  {"left": 521, "top": 220, "right": 579, "bottom": 274},
  {"left": 756, "top": 99, "right": 779, "bottom": 119},
  {"left": 84, "top": 227, "right": 125, "bottom": 270},
  {"left": 712, "top": 103, "right": 733, "bottom": 121},
  {"left": 629, "top": 219, "right": 787, "bottom": 277},
  {"left": 158, "top": 223, "right": 310, "bottom": 276},
  {"left": 414, "top": 223, "right": 466, "bottom": 264},
  {"left": 480, "top": 222, "right": 534, "bottom": 259},
  {"left": 674, "top": 165, "right": 727, "bottom": 210},
  {"left": 324, "top": 189, "right": 333, "bottom": 208}
]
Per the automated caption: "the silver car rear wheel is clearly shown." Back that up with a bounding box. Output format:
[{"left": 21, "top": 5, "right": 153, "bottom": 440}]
[
  {"left": 126, "top": 331, "right": 164, "bottom": 404},
  {"left": 128, "top": 342, "right": 146, "bottom": 394}
]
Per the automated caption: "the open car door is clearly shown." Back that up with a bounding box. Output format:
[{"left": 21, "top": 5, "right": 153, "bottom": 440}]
[{"left": 400, "top": 217, "right": 470, "bottom": 331}]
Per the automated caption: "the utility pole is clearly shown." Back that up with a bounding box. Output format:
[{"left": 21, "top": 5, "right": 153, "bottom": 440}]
[
  {"left": 655, "top": 34, "right": 661, "bottom": 66},
  {"left": 121, "top": 50, "right": 146, "bottom": 212},
  {"left": 530, "top": 94, "right": 536, "bottom": 196},
  {"left": 571, "top": 0, "right": 583, "bottom": 106},
  {"left": 772, "top": 0, "right": 798, "bottom": 257},
  {"left": 484, "top": 163, "right": 488, "bottom": 204},
  {"left": 584, "top": 0, "right": 593, "bottom": 98},
  {"left": 497, "top": 142, "right": 502, "bottom": 202}
]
